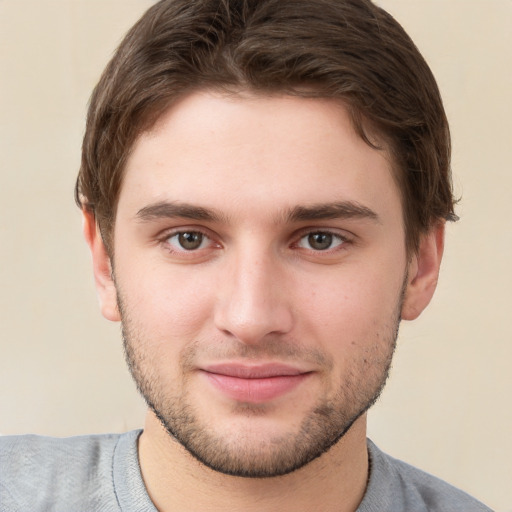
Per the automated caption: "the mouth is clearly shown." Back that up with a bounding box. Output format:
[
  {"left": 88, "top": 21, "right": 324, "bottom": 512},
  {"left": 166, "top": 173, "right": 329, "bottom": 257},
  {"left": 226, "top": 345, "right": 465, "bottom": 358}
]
[{"left": 200, "top": 363, "right": 313, "bottom": 403}]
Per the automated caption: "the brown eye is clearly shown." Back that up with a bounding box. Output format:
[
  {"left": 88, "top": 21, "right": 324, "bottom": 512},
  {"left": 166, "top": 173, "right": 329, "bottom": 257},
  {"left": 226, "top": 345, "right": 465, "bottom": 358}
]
[
  {"left": 308, "top": 233, "right": 333, "bottom": 250},
  {"left": 297, "top": 232, "right": 346, "bottom": 251},
  {"left": 168, "top": 231, "right": 206, "bottom": 251}
]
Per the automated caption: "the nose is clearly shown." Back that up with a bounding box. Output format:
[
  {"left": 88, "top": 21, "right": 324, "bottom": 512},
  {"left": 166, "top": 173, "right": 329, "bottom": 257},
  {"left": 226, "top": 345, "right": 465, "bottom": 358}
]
[{"left": 214, "top": 249, "right": 294, "bottom": 345}]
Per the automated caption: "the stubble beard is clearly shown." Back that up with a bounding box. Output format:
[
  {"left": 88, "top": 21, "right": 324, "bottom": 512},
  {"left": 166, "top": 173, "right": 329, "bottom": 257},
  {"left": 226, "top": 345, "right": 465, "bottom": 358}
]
[{"left": 118, "top": 292, "right": 402, "bottom": 479}]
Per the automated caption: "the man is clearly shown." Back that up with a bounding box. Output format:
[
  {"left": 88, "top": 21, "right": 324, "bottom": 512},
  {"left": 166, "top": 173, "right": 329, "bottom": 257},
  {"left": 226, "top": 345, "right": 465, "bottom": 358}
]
[{"left": 0, "top": 1, "right": 492, "bottom": 511}]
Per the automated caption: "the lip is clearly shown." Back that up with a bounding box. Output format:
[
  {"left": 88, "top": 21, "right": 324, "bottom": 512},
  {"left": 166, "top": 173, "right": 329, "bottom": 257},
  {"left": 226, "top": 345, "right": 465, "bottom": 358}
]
[{"left": 200, "top": 363, "right": 312, "bottom": 403}]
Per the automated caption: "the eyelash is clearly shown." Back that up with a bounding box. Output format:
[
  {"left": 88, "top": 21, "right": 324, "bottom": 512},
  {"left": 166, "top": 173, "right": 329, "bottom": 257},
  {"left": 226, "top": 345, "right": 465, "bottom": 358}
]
[
  {"left": 158, "top": 228, "right": 351, "bottom": 257},
  {"left": 160, "top": 229, "right": 217, "bottom": 255},
  {"left": 293, "top": 230, "right": 349, "bottom": 252}
]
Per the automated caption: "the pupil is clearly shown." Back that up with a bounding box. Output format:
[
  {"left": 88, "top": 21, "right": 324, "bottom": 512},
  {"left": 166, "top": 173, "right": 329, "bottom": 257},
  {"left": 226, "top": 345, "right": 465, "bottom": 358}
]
[
  {"left": 178, "top": 232, "right": 202, "bottom": 250},
  {"left": 309, "top": 233, "right": 332, "bottom": 250}
]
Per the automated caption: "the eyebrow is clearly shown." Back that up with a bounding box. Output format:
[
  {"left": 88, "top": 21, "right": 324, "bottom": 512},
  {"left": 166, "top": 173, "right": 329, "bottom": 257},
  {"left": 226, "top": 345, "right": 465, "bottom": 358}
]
[
  {"left": 136, "top": 201, "right": 227, "bottom": 222},
  {"left": 285, "top": 201, "right": 380, "bottom": 223},
  {"left": 135, "top": 200, "right": 380, "bottom": 224}
]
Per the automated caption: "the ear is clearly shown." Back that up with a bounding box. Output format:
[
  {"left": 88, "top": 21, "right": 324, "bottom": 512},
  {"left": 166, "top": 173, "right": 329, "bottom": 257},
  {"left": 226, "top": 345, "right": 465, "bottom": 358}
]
[
  {"left": 82, "top": 210, "right": 121, "bottom": 322},
  {"left": 401, "top": 222, "right": 445, "bottom": 321}
]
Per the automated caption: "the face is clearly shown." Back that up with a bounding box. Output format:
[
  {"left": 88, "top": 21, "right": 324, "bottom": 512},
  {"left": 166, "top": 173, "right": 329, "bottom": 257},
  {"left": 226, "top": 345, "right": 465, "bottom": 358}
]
[{"left": 89, "top": 91, "right": 440, "bottom": 478}]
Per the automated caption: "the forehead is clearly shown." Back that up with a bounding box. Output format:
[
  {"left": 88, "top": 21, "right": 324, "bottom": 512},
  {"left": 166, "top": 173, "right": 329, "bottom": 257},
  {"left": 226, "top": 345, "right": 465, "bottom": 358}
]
[{"left": 118, "top": 91, "right": 401, "bottom": 226}]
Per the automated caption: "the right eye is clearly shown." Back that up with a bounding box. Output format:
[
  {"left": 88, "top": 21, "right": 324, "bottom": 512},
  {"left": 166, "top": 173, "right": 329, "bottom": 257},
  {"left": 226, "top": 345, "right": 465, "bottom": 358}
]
[{"left": 166, "top": 231, "right": 211, "bottom": 251}]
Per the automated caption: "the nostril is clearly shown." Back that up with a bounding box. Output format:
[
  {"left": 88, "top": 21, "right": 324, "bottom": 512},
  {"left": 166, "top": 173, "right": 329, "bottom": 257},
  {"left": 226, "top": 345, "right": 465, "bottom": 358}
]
[{"left": 214, "top": 302, "right": 294, "bottom": 345}]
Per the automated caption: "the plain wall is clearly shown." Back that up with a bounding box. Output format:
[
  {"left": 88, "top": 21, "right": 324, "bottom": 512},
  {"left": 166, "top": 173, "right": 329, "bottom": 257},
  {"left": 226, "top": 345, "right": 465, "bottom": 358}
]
[{"left": 0, "top": 1, "right": 510, "bottom": 510}]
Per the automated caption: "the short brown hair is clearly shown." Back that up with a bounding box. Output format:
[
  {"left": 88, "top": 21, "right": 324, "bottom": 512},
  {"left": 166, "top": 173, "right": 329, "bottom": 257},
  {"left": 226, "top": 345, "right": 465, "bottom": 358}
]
[{"left": 76, "top": 0, "right": 457, "bottom": 254}]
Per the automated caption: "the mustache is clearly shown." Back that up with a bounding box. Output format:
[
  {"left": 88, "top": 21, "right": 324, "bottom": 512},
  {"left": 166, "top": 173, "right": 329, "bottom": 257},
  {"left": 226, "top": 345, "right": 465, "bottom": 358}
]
[{"left": 178, "top": 338, "right": 334, "bottom": 371}]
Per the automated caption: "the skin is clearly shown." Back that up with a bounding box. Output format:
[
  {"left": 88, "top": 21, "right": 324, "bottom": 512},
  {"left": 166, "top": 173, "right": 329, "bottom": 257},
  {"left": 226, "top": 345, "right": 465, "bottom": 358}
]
[{"left": 84, "top": 91, "right": 444, "bottom": 512}]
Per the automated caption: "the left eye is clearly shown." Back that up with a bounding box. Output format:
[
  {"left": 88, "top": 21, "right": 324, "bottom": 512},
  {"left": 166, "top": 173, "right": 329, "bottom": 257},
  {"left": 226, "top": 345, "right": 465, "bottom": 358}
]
[
  {"left": 297, "top": 232, "right": 345, "bottom": 251},
  {"left": 167, "top": 231, "right": 210, "bottom": 251}
]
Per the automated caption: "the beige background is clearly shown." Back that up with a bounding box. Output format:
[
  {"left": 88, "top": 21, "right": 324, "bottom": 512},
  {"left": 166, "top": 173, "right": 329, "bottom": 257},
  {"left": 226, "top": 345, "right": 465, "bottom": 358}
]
[{"left": 0, "top": 0, "right": 510, "bottom": 510}]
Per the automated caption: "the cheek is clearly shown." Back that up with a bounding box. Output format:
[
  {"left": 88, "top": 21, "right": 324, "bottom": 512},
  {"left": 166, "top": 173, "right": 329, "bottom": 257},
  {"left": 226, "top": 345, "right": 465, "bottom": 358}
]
[
  {"left": 297, "top": 268, "right": 403, "bottom": 351},
  {"left": 118, "top": 263, "right": 215, "bottom": 343}
]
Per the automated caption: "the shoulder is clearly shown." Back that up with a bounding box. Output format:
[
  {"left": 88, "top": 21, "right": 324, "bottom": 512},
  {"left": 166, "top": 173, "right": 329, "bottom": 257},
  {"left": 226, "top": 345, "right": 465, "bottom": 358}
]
[
  {"left": 358, "top": 440, "right": 493, "bottom": 512},
  {"left": 0, "top": 429, "right": 142, "bottom": 512}
]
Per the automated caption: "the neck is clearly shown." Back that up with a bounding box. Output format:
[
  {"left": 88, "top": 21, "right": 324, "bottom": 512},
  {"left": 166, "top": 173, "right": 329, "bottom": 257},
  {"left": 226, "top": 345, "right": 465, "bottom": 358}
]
[{"left": 138, "top": 411, "right": 369, "bottom": 512}]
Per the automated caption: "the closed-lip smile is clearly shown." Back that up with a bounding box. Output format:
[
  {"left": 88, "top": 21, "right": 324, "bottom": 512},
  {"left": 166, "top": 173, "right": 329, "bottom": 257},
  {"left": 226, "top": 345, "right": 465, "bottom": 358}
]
[{"left": 200, "top": 363, "right": 312, "bottom": 403}]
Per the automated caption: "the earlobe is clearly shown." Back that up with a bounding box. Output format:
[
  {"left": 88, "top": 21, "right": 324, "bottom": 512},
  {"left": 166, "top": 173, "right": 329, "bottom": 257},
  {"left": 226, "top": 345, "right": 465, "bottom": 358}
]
[
  {"left": 401, "top": 222, "right": 445, "bottom": 321},
  {"left": 82, "top": 210, "right": 121, "bottom": 322}
]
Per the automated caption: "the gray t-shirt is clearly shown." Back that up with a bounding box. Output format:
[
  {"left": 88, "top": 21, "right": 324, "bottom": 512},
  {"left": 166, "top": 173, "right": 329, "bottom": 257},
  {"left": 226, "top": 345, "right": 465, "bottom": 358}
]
[{"left": 0, "top": 430, "right": 492, "bottom": 511}]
